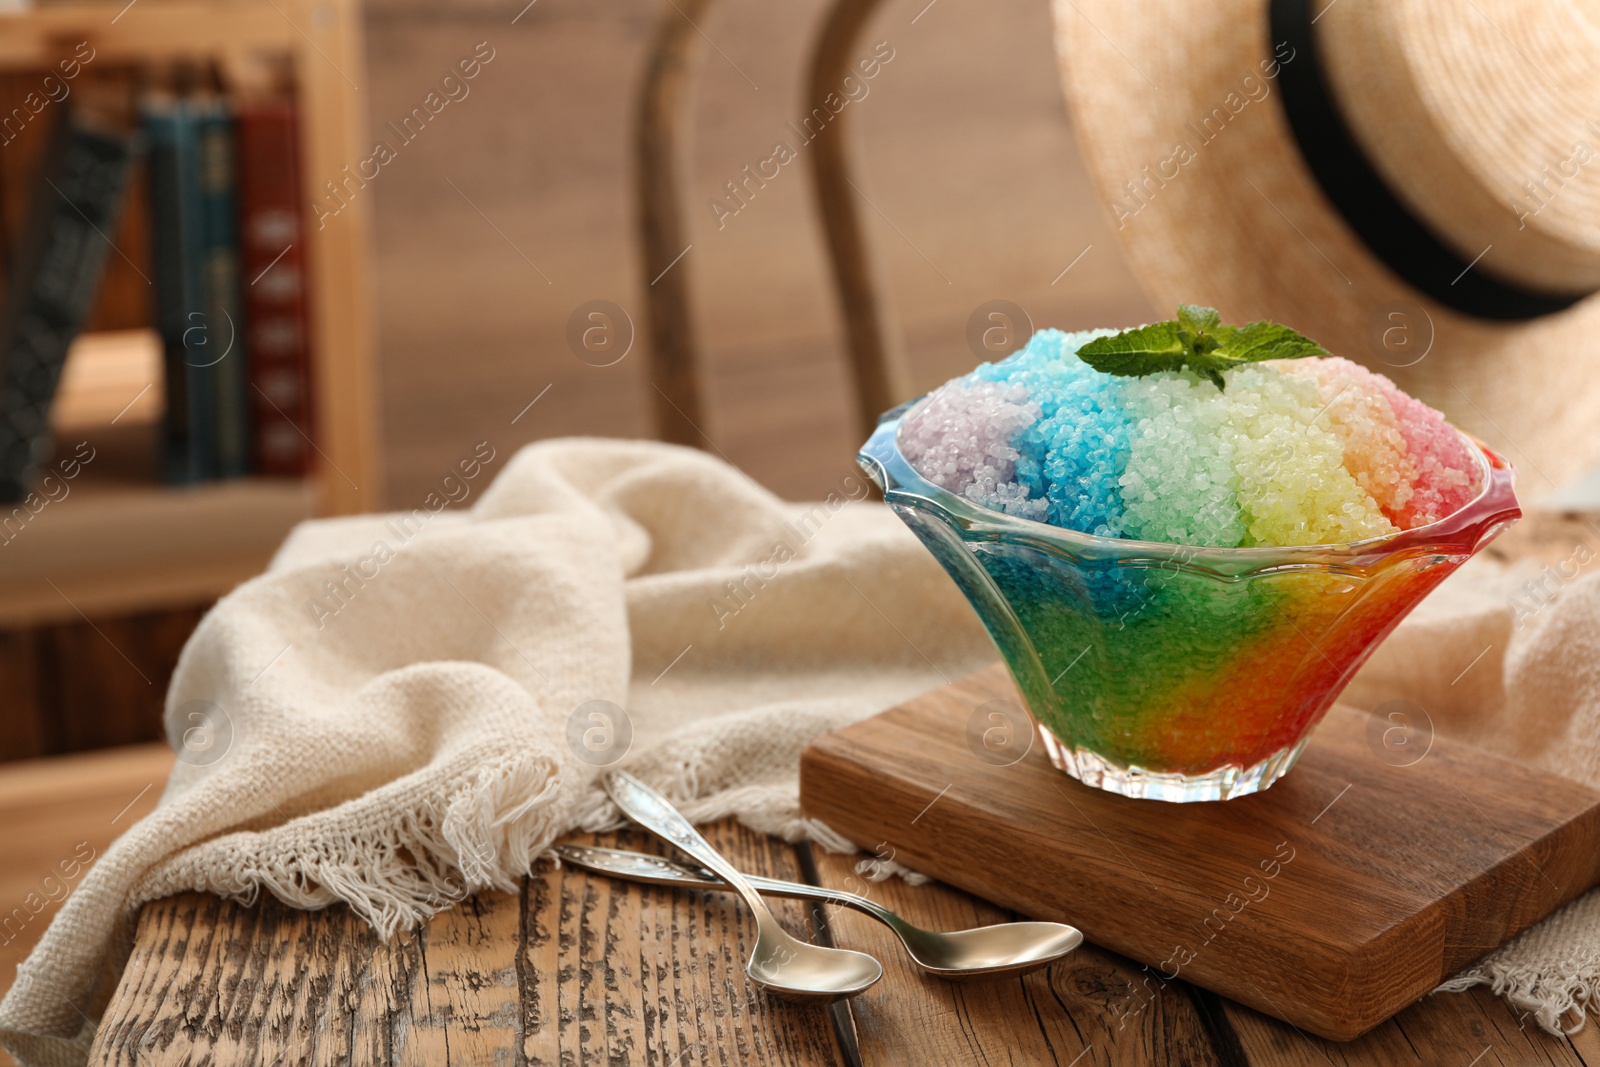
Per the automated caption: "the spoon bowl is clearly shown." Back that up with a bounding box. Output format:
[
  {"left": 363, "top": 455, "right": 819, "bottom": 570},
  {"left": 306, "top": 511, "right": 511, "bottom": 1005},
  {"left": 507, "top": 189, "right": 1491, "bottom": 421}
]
[
  {"left": 893, "top": 920, "right": 1083, "bottom": 980},
  {"left": 747, "top": 929, "right": 883, "bottom": 1003},
  {"left": 602, "top": 772, "right": 882, "bottom": 1003}
]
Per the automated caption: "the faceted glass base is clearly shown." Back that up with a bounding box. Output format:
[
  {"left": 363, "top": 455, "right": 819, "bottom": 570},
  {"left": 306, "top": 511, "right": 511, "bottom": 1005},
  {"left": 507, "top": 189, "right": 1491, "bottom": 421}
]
[{"left": 1037, "top": 726, "right": 1313, "bottom": 802}]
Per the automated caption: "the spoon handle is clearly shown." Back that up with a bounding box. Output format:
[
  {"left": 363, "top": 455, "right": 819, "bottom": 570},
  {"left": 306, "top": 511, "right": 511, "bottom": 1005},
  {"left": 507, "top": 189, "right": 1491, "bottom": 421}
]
[
  {"left": 602, "top": 772, "right": 780, "bottom": 924},
  {"left": 554, "top": 843, "right": 897, "bottom": 923}
]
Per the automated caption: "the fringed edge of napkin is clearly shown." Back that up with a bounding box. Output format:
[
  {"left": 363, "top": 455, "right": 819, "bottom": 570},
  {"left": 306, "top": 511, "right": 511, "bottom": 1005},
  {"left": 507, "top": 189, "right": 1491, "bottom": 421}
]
[
  {"left": 1437, "top": 966, "right": 1593, "bottom": 1036},
  {"left": 1429, "top": 887, "right": 1600, "bottom": 1037},
  {"left": 139, "top": 750, "right": 565, "bottom": 941}
]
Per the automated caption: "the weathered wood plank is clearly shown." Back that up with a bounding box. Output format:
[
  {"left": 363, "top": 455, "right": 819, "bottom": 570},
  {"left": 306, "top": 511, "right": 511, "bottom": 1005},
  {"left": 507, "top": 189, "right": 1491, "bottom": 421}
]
[
  {"left": 807, "top": 847, "right": 1226, "bottom": 1066},
  {"left": 385, "top": 889, "right": 519, "bottom": 1066},
  {"left": 1221, "top": 982, "right": 1595, "bottom": 1066},
  {"left": 1568, "top": 1018, "right": 1600, "bottom": 1066},
  {"left": 91, "top": 821, "right": 847, "bottom": 1066}
]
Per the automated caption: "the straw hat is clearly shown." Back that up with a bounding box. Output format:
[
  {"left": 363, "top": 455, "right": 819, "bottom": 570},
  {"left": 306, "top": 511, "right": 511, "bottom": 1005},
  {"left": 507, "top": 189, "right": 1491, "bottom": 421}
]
[{"left": 1053, "top": 0, "right": 1600, "bottom": 502}]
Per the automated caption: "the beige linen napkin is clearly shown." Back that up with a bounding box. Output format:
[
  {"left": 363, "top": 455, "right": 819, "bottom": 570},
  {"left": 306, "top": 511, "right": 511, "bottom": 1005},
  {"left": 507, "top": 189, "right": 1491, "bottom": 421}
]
[
  {"left": 2, "top": 438, "right": 1597, "bottom": 1064},
  {"left": 0, "top": 439, "right": 997, "bottom": 1066}
]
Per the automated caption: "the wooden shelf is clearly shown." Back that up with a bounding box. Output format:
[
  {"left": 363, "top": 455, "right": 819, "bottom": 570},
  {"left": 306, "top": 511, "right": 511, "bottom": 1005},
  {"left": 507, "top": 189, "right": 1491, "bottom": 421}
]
[
  {"left": 0, "top": 477, "right": 313, "bottom": 626},
  {"left": 0, "top": 0, "right": 380, "bottom": 520},
  {"left": 0, "top": 0, "right": 379, "bottom": 628}
]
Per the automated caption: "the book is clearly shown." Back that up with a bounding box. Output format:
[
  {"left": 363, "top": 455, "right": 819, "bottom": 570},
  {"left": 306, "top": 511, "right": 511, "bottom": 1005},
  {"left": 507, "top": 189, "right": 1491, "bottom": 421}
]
[
  {"left": 195, "top": 97, "right": 249, "bottom": 478},
  {"left": 142, "top": 95, "right": 212, "bottom": 483},
  {"left": 234, "top": 96, "right": 313, "bottom": 477},
  {"left": 0, "top": 106, "right": 137, "bottom": 502}
]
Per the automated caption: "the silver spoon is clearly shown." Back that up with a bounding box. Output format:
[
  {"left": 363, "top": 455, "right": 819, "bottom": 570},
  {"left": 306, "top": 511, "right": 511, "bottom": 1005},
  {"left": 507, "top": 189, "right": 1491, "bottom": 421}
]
[
  {"left": 555, "top": 843, "right": 1083, "bottom": 981},
  {"left": 602, "top": 771, "right": 883, "bottom": 1003}
]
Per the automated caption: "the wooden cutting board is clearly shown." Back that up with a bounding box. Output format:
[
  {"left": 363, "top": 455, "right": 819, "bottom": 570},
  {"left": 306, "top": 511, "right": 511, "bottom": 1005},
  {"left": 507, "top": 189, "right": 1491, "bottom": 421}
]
[{"left": 799, "top": 663, "right": 1600, "bottom": 1041}]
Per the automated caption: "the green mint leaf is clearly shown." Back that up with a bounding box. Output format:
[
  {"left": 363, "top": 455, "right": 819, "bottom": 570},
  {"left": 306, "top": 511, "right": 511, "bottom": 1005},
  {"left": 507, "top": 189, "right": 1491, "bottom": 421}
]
[
  {"left": 1216, "top": 321, "right": 1328, "bottom": 363},
  {"left": 1072, "top": 307, "right": 1326, "bottom": 391},
  {"left": 1076, "top": 322, "right": 1191, "bottom": 377},
  {"left": 1177, "top": 303, "right": 1221, "bottom": 335}
]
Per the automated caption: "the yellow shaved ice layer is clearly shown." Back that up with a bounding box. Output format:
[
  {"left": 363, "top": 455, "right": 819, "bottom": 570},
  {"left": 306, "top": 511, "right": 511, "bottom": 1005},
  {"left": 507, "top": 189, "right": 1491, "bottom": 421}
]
[
  {"left": 1274, "top": 358, "right": 1417, "bottom": 523},
  {"left": 1224, "top": 365, "right": 1399, "bottom": 546}
]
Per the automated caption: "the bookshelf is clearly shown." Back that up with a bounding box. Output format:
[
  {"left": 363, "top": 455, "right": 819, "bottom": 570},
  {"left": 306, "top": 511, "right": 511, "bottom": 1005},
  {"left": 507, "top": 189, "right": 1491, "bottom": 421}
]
[{"left": 0, "top": 0, "right": 378, "bottom": 627}]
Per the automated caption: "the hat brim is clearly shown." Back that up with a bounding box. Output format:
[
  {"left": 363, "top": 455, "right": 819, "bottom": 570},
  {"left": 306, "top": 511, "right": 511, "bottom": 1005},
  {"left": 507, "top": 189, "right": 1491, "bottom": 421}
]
[{"left": 1052, "top": 0, "right": 1600, "bottom": 500}]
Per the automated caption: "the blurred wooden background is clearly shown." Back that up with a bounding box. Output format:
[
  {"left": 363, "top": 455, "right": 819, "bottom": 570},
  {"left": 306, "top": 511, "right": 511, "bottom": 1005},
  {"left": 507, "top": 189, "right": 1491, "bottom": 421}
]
[
  {"left": 0, "top": 0, "right": 1151, "bottom": 765},
  {"left": 365, "top": 0, "right": 1152, "bottom": 505},
  {"left": 0, "top": 0, "right": 1153, "bottom": 768}
]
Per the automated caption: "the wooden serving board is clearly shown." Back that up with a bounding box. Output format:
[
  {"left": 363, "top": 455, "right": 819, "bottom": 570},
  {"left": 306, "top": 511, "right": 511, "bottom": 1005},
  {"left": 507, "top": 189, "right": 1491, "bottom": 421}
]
[{"left": 799, "top": 663, "right": 1600, "bottom": 1042}]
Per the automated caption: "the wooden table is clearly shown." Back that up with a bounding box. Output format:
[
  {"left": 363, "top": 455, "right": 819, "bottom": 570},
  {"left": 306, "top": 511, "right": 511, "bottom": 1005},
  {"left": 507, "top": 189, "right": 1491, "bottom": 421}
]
[
  {"left": 80, "top": 514, "right": 1600, "bottom": 1065},
  {"left": 90, "top": 817, "right": 1600, "bottom": 1066}
]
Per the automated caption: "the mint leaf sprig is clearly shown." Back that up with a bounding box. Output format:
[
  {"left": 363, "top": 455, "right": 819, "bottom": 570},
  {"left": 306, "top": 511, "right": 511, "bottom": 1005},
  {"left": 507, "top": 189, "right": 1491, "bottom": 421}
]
[{"left": 1076, "top": 305, "right": 1326, "bottom": 390}]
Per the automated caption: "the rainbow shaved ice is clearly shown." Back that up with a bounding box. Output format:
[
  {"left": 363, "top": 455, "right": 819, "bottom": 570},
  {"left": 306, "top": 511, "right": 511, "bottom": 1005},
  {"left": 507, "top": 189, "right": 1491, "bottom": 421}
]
[
  {"left": 877, "top": 314, "right": 1509, "bottom": 795},
  {"left": 900, "top": 328, "right": 1480, "bottom": 547}
]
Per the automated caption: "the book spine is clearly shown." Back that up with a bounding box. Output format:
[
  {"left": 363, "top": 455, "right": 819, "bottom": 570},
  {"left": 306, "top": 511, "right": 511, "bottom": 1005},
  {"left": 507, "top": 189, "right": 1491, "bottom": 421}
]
[
  {"left": 235, "top": 99, "right": 314, "bottom": 478},
  {"left": 197, "top": 101, "right": 249, "bottom": 478},
  {"left": 0, "top": 108, "right": 136, "bottom": 502},
  {"left": 143, "top": 100, "right": 211, "bottom": 483}
]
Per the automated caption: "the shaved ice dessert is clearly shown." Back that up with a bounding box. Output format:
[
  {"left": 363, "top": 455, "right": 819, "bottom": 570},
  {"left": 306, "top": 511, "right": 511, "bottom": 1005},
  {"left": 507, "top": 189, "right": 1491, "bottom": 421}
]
[
  {"left": 859, "top": 307, "right": 1519, "bottom": 801},
  {"left": 899, "top": 326, "right": 1479, "bottom": 548}
]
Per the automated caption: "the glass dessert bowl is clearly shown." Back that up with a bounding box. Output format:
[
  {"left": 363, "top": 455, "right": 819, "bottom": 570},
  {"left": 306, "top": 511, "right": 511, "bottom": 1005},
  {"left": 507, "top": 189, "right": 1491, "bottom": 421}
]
[{"left": 859, "top": 404, "right": 1520, "bottom": 802}]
